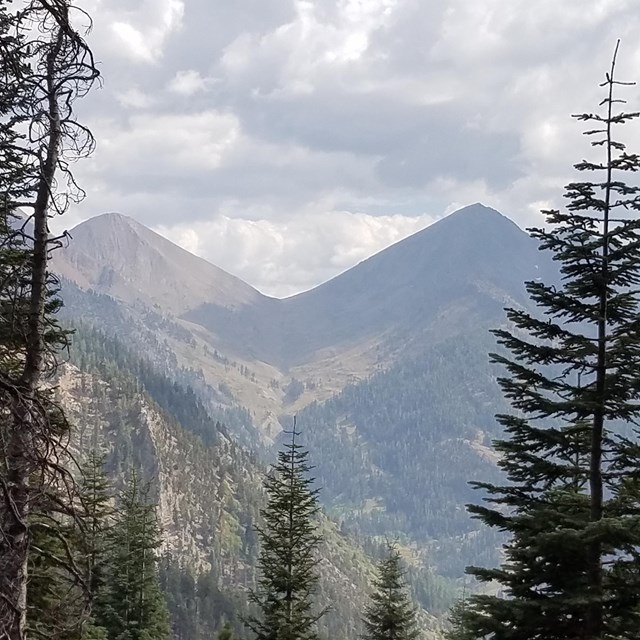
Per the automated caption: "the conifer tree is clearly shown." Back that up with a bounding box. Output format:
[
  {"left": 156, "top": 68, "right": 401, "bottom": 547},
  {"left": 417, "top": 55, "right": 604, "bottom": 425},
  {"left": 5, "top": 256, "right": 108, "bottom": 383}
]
[
  {"left": 78, "top": 451, "right": 113, "bottom": 640},
  {"left": 26, "top": 452, "right": 113, "bottom": 639},
  {"left": 449, "top": 43, "right": 640, "bottom": 640},
  {"left": 27, "top": 488, "right": 88, "bottom": 640},
  {"left": 79, "top": 451, "right": 113, "bottom": 600},
  {"left": 218, "top": 621, "right": 235, "bottom": 640},
  {"left": 0, "top": 2, "right": 98, "bottom": 637},
  {"left": 95, "top": 471, "right": 170, "bottom": 640},
  {"left": 245, "top": 424, "right": 325, "bottom": 640},
  {"left": 362, "top": 545, "right": 419, "bottom": 640}
]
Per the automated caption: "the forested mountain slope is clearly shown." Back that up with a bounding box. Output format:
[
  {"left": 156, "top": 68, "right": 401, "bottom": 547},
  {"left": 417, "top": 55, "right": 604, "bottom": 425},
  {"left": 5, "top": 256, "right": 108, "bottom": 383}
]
[
  {"left": 295, "top": 334, "right": 507, "bottom": 578},
  {"left": 61, "top": 327, "right": 446, "bottom": 639},
  {"left": 52, "top": 203, "right": 555, "bottom": 633},
  {"left": 55, "top": 203, "right": 552, "bottom": 426}
]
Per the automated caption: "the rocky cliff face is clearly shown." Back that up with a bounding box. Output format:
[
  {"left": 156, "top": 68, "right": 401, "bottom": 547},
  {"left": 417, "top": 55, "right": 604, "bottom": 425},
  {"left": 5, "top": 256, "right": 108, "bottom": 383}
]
[{"left": 55, "top": 346, "right": 441, "bottom": 639}]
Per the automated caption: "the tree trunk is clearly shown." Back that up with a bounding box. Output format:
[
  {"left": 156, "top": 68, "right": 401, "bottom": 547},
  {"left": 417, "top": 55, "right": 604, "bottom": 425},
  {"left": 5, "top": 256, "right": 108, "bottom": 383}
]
[{"left": 0, "top": 23, "right": 62, "bottom": 640}]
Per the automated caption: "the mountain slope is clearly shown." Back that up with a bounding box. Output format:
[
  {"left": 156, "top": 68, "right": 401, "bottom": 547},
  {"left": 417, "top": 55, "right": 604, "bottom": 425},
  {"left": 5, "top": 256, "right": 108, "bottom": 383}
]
[
  {"left": 55, "top": 204, "right": 553, "bottom": 430},
  {"left": 184, "top": 203, "right": 550, "bottom": 370},
  {"left": 59, "top": 327, "right": 446, "bottom": 639},
  {"left": 55, "top": 212, "right": 266, "bottom": 314},
  {"left": 278, "top": 203, "right": 547, "bottom": 362}
]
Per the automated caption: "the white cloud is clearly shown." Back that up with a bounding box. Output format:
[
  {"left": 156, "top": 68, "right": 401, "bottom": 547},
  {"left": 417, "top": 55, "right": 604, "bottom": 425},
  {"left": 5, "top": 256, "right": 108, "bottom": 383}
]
[
  {"left": 91, "top": 110, "right": 240, "bottom": 174},
  {"left": 155, "top": 210, "right": 436, "bottom": 297},
  {"left": 168, "top": 70, "right": 208, "bottom": 95},
  {"left": 115, "top": 88, "right": 155, "bottom": 109},
  {"left": 95, "top": 0, "right": 185, "bottom": 63},
  {"left": 63, "top": 0, "right": 640, "bottom": 293}
]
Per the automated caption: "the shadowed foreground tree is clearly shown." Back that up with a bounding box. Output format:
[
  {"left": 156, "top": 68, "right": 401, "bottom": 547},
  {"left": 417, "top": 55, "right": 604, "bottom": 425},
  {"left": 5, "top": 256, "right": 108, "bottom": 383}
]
[
  {"left": 362, "top": 545, "right": 420, "bottom": 640},
  {"left": 245, "top": 423, "right": 325, "bottom": 640},
  {"left": 449, "top": 42, "right": 640, "bottom": 640},
  {"left": 0, "top": 0, "right": 99, "bottom": 638}
]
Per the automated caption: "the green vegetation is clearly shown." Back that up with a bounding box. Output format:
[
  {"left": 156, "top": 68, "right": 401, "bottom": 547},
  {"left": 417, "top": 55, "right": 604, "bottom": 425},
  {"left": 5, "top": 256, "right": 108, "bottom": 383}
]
[
  {"left": 245, "top": 427, "right": 325, "bottom": 640},
  {"left": 362, "top": 546, "right": 419, "bottom": 640},
  {"left": 93, "top": 471, "right": 171, "bottom": 640},
  {"left": 296, "top": 335, "right": 506, "bottom": 578},
  {"left": 449, "top": 46, "right": 640, "bottom": 640}
]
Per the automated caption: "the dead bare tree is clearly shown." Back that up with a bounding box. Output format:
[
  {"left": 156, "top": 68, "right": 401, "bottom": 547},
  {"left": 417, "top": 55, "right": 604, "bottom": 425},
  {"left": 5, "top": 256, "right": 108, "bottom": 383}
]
[{"left": 0, "top": 1, "right": 98, "bottom": 638}]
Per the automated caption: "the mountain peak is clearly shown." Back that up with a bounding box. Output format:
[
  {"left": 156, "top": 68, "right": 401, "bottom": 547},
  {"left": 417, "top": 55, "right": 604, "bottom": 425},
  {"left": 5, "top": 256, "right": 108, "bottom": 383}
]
[
  {"left": 432, "top": 202, "right": 522, "bottom": 234},
  {"left": 54, "top": 213, "right": 263, "bottom": 313}
]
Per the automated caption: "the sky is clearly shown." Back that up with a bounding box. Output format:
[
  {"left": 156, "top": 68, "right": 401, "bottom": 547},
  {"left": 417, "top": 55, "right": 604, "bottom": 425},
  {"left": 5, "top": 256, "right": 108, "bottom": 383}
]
[{"left": 63, "top": 0, "right": 640, "bottom": 297}]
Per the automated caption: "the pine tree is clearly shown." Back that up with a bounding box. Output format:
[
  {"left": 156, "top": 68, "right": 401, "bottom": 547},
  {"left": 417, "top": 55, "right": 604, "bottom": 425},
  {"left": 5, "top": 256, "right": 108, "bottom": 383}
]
[
  {"left": 449, "top": 43, "right": 640, "bottom": 640},
  {"left": 245, "top": 424, "right": 325, "bottom": 640},
  {"left": 95, "top": 470, "right": 170, "bottom": 640},
  {"left": 362, "top": 545, "right": 419, "bottom": 640}
]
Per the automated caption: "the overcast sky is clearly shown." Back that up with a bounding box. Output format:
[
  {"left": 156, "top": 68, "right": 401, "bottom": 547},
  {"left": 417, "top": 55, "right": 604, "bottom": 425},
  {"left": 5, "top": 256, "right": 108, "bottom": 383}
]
[{"left": 64, "top": 0, "right": 640, "bottom": 297}]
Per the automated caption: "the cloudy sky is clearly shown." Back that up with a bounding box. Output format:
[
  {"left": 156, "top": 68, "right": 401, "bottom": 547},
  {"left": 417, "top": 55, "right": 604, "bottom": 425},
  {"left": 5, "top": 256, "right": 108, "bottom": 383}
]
[{"left": 65, "top": 0, "right": 640, "bottom": 296}]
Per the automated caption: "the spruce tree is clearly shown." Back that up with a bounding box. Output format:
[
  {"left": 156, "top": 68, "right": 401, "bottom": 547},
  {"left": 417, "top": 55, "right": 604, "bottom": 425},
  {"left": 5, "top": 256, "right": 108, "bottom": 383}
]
[
  {"left": 449, "top": 43, "right": 640, "bottom": 640},
  {"left": 95, "top": 470, "right": 170, "bottom": 640},
  {"left": 362, "top": 545, "right": 419, "bottom": 640},
  {"left": 245, "top": 424, "right": 325, "bottom": 640}
]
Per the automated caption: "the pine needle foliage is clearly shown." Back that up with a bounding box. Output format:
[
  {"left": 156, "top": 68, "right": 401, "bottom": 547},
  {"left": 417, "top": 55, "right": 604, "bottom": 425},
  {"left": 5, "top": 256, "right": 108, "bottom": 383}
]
[
  {"left": 245, "top": 424, "right": 325, "bottom": 640},
  {"left": 450, "top": 42, "right": 640, "bottom": 640},
  {"left": 362, "top": 545, "right": 420, "bottom": 640}
]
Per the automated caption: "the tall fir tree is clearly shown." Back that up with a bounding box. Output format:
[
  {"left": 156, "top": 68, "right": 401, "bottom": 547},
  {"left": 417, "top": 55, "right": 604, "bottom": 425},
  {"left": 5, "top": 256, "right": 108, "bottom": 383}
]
[
  {"left": 95, "top": 470, "right": 170, "bottom": 640},
  {"left": 449, "top": 43, "right": 640, "bottom": 640},
  {"left": 245, "top": 423, "right": 325, "bottom": 640},
  {"left": 78, "top": 451, "right": 114, "bottom": 640},
  {"left": 362, "top": 545, "right": 420, "bottom": 640},
  {"left": 79, "top": 451, "right": 113, "bottom": 600},
  {"left": 26, "top": 452, "right": 113, "bottom": 639},
  {"left": 27, "top": 485, "right": 89, "bottom": 640}
]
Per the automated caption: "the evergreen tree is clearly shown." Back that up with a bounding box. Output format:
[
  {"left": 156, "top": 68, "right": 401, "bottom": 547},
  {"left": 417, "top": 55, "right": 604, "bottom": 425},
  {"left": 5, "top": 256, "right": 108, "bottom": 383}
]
[
  {"left": 245, "top": 424, "right": 325, "bottom": 640},
  {"left": 449, "top": 44, "right": 640, "bottom": 640},
  {"left": 26, "top": 452, "right": 114, "bottom": 639},
  {"left": 27, "top": 488, "right": 88, "bottom": 640},
  {"left": 218, "top": 621, "right": 235, "bottom": 640},
  {"left": 79, "top": 451, "right": 113, "bottom": 640},
  {"left": 95, "top": 470, "right": 170, "bottom": 640},
  {"left": 362, "top": 545, "right": 419, "bottom": 640},
  {"left": 0, "top": 1, "right": 98, "bottom": 637},
  {"left": 79, "top": 451, "right": 113, "bottom": 599}
]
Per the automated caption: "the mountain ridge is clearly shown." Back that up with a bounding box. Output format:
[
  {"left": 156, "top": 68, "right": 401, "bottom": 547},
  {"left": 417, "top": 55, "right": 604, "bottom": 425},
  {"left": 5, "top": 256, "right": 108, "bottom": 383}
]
[
  {"left": 55, "top": 202, "right": 551, "bottom": 425},
  {"left": 54, "top": 202, "right": 555, "bottom": 634}
]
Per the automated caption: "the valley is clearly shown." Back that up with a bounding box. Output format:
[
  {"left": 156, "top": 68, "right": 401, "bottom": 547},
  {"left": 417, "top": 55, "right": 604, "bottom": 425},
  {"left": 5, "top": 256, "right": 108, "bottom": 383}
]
[{"left": 51, "top": 202, "right": 552, "bottom": 636}]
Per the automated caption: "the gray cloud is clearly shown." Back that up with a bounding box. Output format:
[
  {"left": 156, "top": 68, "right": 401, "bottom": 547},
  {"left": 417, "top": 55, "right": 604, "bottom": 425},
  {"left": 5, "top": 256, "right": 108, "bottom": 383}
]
[{"left": 61, "top": 0, "right": 640, "bottom": 295}]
